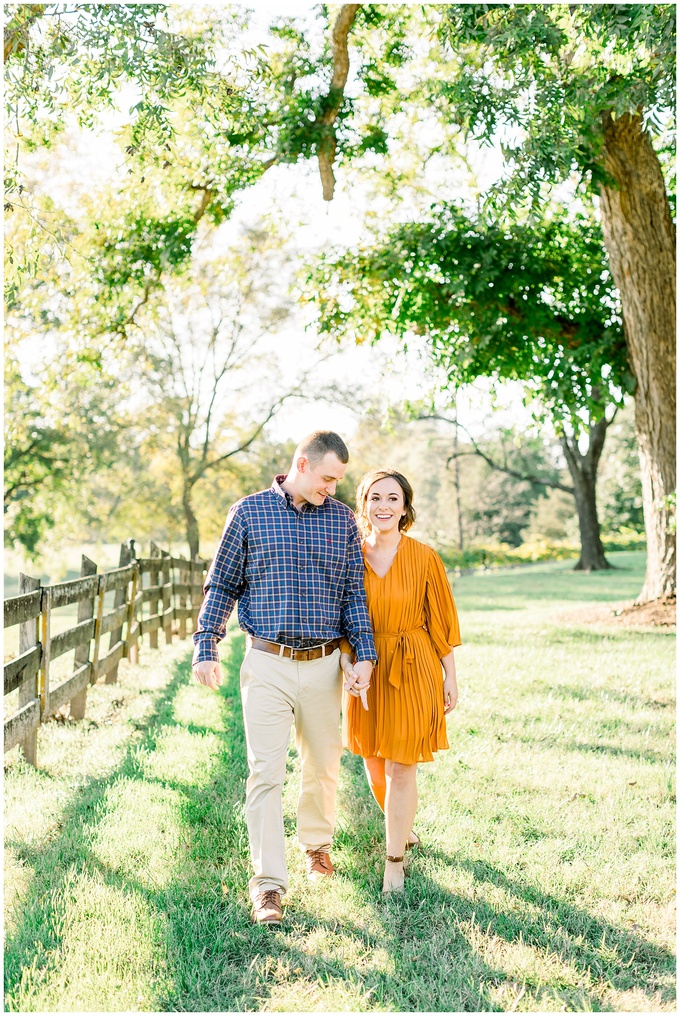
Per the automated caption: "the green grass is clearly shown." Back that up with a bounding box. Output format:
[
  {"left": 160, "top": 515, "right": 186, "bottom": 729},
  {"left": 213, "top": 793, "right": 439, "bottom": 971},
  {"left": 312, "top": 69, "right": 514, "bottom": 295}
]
[{"left": 4, "top": 552, "right": 675, "bottom": 1012}]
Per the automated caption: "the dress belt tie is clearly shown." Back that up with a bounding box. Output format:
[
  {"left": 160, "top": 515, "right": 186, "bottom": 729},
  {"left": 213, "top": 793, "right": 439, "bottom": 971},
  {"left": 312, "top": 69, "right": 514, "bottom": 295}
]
[{"left": 375, "top": 625, "right": 425, "bottom": 690}]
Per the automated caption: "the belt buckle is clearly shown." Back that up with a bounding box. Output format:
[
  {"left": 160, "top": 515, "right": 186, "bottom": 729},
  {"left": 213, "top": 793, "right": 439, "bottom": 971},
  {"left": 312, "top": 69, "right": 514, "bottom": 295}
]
[{"left": 292, "top": 642, "right": 325, "bottom": 661}]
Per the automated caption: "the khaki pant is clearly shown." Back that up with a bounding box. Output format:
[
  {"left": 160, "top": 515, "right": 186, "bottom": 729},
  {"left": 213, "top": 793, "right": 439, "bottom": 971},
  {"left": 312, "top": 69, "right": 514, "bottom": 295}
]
[{"left": 239, "top": 645, "right": 343, "bottom": 900}]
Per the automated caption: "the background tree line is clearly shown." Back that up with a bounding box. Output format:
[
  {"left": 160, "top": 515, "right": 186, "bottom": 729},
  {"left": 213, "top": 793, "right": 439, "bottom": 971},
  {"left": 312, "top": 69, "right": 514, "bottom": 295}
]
[{"left": 4, "top": 3, "right": 673, "bottom": 601}]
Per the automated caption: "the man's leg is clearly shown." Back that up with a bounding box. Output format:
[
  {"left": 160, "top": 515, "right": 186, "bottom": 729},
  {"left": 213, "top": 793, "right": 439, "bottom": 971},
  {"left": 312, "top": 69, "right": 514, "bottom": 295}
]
[
  {"left": 294, "top": 650, "right": 343, "bottom": 853},
  {"left": 240, "top": 648, "right": 296, "bottom": 901}
]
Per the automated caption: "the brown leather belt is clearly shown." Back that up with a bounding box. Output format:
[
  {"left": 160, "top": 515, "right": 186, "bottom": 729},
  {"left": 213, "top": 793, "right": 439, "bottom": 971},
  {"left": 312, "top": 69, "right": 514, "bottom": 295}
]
[{"left": 247, "top": 636, "right": 341, "bottom": 661}]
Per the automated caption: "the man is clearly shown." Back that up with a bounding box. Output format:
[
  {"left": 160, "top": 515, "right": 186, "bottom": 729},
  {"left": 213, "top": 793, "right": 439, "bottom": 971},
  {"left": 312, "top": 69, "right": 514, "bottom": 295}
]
[{"left": 192, "top": 431, "right": 375, "bottom": 925}]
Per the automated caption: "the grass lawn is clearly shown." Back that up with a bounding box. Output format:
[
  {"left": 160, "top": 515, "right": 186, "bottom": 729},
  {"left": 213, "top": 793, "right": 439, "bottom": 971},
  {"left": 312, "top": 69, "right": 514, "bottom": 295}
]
[{"left": 4, "top": 551, "right": 675, "bottom": 1012}]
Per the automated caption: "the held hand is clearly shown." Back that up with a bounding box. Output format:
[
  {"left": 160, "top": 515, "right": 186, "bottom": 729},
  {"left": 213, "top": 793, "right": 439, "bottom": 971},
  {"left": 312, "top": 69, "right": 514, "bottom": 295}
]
[
  {"left": 352, "top": 660, "right": 373, "bottom": 685},
  {"left": 193, "top": 660, "right": 222, "bottom": 690},
  {"left": 341, "top": 652, "right": 360, "bottom": 695},
  {"left": 351, "top": 659, "right": 373, "bottom": 711},
  {"left": 340, "top": 653, "right": 355, "bottom": 678},
  {"left": 343, "top": 658, "right": 372, "bottom": 710},
  {"left": 443, "top": 673, "right": 458, "bottom": 714}
]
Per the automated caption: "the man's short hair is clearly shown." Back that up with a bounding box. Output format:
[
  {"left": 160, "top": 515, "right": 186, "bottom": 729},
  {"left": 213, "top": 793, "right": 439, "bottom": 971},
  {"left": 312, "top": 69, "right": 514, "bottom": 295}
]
[{"left": 298, "top": 431, "right": 349, "bottom": 466}]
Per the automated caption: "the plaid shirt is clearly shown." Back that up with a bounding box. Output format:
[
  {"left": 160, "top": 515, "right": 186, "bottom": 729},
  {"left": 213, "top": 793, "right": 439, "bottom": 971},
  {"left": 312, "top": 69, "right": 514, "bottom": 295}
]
[{"left": 192, "top": 475, "right": 376, "bottom": 665}]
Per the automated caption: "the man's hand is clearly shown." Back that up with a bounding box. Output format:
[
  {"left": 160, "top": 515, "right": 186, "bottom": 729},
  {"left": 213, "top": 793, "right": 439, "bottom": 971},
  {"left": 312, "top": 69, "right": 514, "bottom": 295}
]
[
  {"left": 193, "top": 660, "right": 222, "bottom": 690},
  {"left": 340, "top": 653, "right": 355, "bottom": 679},
  {"left": 344, "top": 659, "right": 372, "bottom": 711}
]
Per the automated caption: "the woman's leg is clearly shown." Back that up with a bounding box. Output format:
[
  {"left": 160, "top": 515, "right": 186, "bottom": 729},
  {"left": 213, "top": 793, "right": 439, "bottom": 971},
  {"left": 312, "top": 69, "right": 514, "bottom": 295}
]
[
  {"left": 364, "top": 756, "right": 386, "bottom": 809},
  {"left": 364, "top": 756, "right": 419, "bottom": 847},
  {"left": 383, "top": 760, "right": 418, "bottom": 891}
]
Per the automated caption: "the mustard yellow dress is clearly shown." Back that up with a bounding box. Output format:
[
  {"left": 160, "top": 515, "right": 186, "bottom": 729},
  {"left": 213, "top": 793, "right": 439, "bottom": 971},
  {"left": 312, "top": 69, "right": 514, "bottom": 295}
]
[{"left": 342, "top": 534, "right": 462, "bottom": 765}]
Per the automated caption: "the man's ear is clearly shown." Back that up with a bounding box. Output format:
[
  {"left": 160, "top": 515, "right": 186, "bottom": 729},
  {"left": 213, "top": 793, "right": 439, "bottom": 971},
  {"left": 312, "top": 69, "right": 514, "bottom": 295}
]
[{"left": 296, "top": 455, "right": 308, "bottom": 474}]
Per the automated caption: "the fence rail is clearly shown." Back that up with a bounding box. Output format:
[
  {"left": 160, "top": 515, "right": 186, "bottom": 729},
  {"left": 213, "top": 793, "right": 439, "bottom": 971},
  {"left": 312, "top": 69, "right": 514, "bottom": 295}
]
[{"left": 4, "top": 541, "right": 209, "bottom": 765}]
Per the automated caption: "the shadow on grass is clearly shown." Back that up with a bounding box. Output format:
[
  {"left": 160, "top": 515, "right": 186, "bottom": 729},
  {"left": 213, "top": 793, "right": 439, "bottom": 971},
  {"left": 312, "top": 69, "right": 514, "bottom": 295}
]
[
  {"left": 537, "top": 682, "right": 676, "bottom": 715},
  {"left": 4, "top": 640, "right": 251, "bottom": 1011},
  {"left": 333, "top": 757, "right": 675, "bottom": 1011},
  {"left": 511, "top": 731, "right": 675, "bottom": 767},
  {"left": 5, "top": 632, "right": 675, "bottom": 1012},
  {"left": 342, "top": 786, "right": 674, "bottom": 1011}
]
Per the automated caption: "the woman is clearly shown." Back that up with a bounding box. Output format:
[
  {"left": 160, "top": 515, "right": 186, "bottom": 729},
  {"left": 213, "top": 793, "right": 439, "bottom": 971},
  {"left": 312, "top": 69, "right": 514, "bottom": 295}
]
[{"left": 341, "top": 469, "right": 461, "bottom": 893}]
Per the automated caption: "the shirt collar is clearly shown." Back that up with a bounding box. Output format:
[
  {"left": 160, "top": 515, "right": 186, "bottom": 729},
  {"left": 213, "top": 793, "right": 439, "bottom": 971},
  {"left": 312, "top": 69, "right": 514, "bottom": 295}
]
[{"left": 271, "top": 474, "right": 321, "bottom": 512}]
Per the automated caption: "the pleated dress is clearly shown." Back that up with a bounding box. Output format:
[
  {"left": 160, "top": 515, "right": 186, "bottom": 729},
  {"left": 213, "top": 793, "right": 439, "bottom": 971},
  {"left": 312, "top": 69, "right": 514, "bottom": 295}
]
[{"left": 342, "top": 534, "right": 462, "bottom": 765}]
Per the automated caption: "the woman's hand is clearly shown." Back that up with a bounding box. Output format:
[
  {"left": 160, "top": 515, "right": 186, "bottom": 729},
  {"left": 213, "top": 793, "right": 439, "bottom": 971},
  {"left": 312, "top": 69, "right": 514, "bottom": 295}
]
[{"left": 443, "top": 673, "right": 458, "bottom": 714}]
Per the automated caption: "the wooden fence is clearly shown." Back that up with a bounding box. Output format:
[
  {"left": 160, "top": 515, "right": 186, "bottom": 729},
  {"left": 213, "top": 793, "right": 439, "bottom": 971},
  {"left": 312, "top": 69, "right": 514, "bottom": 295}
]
[{"left": 4, "top": 540, "right": 209, "bottom": 765}]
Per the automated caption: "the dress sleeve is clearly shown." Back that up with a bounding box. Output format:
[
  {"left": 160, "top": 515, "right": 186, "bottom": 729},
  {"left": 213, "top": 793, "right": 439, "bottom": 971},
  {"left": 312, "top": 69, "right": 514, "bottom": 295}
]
[
  {"left": 339, "top": 637, "right": 353, "bottom": 657},
  {"left": 424, "top": 548, "right": 462, "bottom": 657}
]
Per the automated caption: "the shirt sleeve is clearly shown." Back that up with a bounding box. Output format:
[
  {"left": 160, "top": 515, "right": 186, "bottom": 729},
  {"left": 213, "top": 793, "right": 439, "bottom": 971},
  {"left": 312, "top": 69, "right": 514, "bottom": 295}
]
[
  {"left": 340, "top": 517, "right": 376, "bottom": 663},
  {"left": 192, "top": 504, "right": 247, "bottom": 664},
  {"left": 424, "top": 548, "right": 462, "bottom": 658}
]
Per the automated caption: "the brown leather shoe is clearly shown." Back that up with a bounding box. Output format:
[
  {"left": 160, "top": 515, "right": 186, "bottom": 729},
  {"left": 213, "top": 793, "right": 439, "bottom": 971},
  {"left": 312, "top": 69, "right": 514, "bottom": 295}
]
[
  {"left": 252, "top": 889, "right": 282, "bottom": 925},
  {"left": 306, "top": 848, "right": 334, "bottom": 882}
]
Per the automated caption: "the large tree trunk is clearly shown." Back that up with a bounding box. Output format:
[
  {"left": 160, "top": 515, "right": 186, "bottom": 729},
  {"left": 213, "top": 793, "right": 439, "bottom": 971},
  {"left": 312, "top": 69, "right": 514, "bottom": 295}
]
[
  {"left": 183, "top": 484, "right": 200, "bottom": 560},
  {"left": 599, "top": 112, "right": 676, "bottom": 600},
  {"left": 560, "top": 416, "right": 612, "bottom": 572}
]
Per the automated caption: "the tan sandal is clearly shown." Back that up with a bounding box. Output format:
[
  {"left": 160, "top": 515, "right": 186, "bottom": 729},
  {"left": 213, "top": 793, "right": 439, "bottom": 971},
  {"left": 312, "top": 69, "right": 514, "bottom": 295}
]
[{"left": 383, "top": 855, "right": 406, "bottom": 893}]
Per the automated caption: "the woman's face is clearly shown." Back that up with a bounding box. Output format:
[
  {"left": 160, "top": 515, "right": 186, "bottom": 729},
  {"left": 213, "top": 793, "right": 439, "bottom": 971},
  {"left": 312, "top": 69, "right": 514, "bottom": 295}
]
[{"left": 366, "top": 476, "right": 407, "bottom": 535}]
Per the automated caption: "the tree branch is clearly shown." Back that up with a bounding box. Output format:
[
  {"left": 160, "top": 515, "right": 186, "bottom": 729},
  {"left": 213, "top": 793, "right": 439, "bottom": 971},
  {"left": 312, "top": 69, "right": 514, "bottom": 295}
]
[
  {"left": 448, "top": 446, "right": 575, "bottom": 494},
  {"left": 195, "top": 392, "right": 296, "bottom": 480},
  {"left": 317, "top": 4, "right": 361, "bottom": 201},
  {"left": 4, "top": 4, "right": 45, "bottom": 63},
  {"left": 416, "top": 412, "right": 575, "bottom": 494}
]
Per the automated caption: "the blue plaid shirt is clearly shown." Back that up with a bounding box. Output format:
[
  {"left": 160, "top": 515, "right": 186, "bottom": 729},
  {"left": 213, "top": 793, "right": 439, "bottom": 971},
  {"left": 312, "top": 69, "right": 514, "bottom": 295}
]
[{"left": 193, "top": 475, "right": 376, "bottom": 665}]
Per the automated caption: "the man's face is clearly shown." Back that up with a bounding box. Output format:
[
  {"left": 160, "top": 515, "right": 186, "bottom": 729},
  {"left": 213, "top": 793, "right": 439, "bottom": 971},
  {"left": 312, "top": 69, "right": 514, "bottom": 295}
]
[{"left": 299, "top": 451, "right": 346, "bottom": 505}]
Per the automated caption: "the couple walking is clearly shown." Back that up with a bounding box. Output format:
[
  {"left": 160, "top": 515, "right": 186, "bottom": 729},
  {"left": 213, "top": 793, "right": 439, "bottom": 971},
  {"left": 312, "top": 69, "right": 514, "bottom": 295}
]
[{"left": 192, "top": 431, "right": 461, "bottom": 925}]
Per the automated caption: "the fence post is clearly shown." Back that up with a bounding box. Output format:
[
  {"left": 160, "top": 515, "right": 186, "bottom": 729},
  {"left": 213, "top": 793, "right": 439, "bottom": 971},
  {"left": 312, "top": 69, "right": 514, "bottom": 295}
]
[
  {"left": 38, "top": 586, "right": 51, "bottom": 720},
  {"left": 148, "top": 542, "right": 162, "bottom": 649},
  {"left": 107, "top": 543, "right": 134, "bottom": 685},
  {"left": 18, "top": 573, "right": 40, "bottom": 765},
  {"left": 161, "top": 550, "right": 172, "bottom": 645},
  {"left": 125, "top": 539, "right": 140, "bottom": 665},
  {"left": 70, "top": 555, "right": 97, "bottom": 719},
  {"left": 190, "top": 559, "right": 202, "bottom": 631},
  {"left": 196, "top": 558, "right": 206, "bottom": 626},
  {"left": 91, "top": 574, "right": 107, "bottom": 684},
  {"left": 177, "top": 555, "right": 188, "bottom": 640}
]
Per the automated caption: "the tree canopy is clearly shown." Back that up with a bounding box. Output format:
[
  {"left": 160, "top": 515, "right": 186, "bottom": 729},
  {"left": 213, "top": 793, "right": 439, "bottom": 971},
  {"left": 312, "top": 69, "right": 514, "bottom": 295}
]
[
  {"left": 4, "top": 4, "right": 675, "bottom": 596},
  {"left": 308, "top": 204, "right": 628, "bottom": 427},
  {"left": 434, "top": 3, "right": 675, "bottom": 205}
]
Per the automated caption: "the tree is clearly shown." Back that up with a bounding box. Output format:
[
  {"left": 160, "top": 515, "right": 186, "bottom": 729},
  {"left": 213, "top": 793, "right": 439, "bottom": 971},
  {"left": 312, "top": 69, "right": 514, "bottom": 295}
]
[
  {"left": 4, "top": 343, "right": 127, "bottom": 553},
  {"left": 428, "top": 3, "right": 675, "bottom": 597},
  {"left": 270, "top": 3, "right": 674, "bottom": 597},
  {"left": 4, "top": 5, "right": 389, "bottom": 338},
  {"left": 133, "top": 227, "right": 303, "bottom": 558},
  {"left": 4, "top": 4, "right": 237, "bottom": 306},
  {"left": 427, "top": 411, "right": 613, "bottom": 570},
  {"left": 308, "top": 205, "right": 626, "bottom": 570}
]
